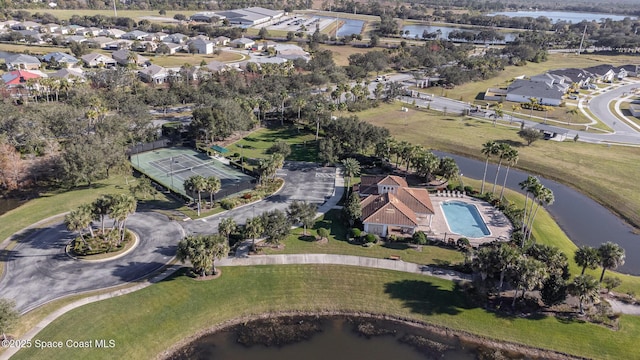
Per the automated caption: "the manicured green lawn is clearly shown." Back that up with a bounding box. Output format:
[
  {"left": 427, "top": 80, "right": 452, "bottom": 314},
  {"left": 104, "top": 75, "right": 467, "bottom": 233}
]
[
  {"left": 226, "top": 125, "right": 318, "bottom": 163},
  {"left": 262, "top": 210, "right": 465, "bottom": 266},
  {"left": 11, "top": 265, "right": 640, "bottom": 360}
]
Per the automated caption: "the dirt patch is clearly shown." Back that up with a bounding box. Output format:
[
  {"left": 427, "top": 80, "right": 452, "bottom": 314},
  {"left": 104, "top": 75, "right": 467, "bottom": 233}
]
[
  {"left": 190, "top": 269, "right": 222, "bottom": 281},
  {"left": 235, "top": 316, "right": 323, "bottom": 347}
]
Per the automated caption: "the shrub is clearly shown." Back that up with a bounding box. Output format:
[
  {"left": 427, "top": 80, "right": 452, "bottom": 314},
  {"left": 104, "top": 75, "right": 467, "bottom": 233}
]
[
  {"left": 220, "top": 199, "right": 235, "bottom": 210},
  {"left": 242, "top": 193, "right": 252, "bottom": 199},
  {"left": 603, "top": 277, "right": 622, "bottom": 293},
  {"left": 387, "top": 234, "right": 399, "bottom": 242},
  {"left": 350, "top": 228, "right": 361, "bottom": 238},
  {"left": 317, "top": 228, "right": 330, "bottom": 239},
  {"left": 412, "top": 231, "right": 427, "bottom": 245},
  {"left": 457, "top": 237, "right": 470, "bottom": 248},
  {"left": 365, "top": 233, "right": 376, "bottom": 243},
  {"left": 233, "top": 152, "right": 241, "bottom": 158}
]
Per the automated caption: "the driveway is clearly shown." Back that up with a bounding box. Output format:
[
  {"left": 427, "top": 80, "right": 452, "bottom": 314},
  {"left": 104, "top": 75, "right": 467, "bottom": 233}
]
[{"left": 0, "top": 212, "right": 183, "bottom": 313}]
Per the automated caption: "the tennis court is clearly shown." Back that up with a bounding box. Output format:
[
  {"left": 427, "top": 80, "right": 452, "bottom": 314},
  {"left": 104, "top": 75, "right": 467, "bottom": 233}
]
[{"left": 131, "top": 147, "right": 254, "bottom": 199}]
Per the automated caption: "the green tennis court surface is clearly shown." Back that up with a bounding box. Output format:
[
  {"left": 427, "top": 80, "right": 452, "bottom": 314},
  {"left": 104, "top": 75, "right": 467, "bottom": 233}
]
[{"left": 131, "top": 147, "right": 254, "bottom": 199}]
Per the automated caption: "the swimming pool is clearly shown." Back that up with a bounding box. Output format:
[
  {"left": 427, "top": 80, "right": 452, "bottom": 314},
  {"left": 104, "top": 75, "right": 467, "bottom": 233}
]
[{"left": 441, "top": 201, "right": 491, "bottom": 238}]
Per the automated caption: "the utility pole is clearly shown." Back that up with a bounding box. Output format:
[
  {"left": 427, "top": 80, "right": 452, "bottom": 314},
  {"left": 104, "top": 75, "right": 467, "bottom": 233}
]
[
  {"left": 578, "top": 24, "right": 587, "bottom": 54},
  {"left": 112, "top": 0, "right": 117, "bottom": 17}
]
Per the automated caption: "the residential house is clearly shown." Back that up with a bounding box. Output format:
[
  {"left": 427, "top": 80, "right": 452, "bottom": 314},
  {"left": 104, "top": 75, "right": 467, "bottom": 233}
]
[
  {"left": 11, "top": 21, "right": 41, "bottom": 31},
  {"left": 212, "top": 36, "right": 230, "bottom": 46},
  {"left": 506, "top": 79, "right": 565, "bottom": 106},
  {"left": 0, "top": 21, "right": 19, "bottom": 30},
  {"left": 99, "top": 28, "right": 126, "bottom": 38},
  {"left": 165, "top": 33, "right": 189, "bottom": 44},
  {"left": 43, "top": 52, "right": 80, "bottom": 68},
  {"left": 145, "top": 32, "right": 168, "bottom": 42},
  {"left": 274, "top": 44, "right": 311, "bottom": 62},
  {"left": 630, "top": 103, "right": 640, "bottom": 117},
  {"left": 4, "top": 54, "right": 41, "bottom": 70},
  {"left": 85, "top": 36, "right": 114, "bottom": 49},
  {"left": 122, "top": 30, "right": 149, "bottom": 41},
  {"left": 16, "top": 30, "right": 43, "bottom": 43},
  {"left": 584, "top": 65, "right": 616, "bottom": 83},
  {"left": 41, "top": 23, "right": 60, "bottom": 33},
  {"left": 1, "top": 70, "right": 43, "bottom": 98},
  {"left": 189, "top": 38, "right": 214, "bottom": 54},
  {"left": 111, "top": 49, "right": 149, "bottom": 66},
  {"left": 357, "top": 175, "right": 434, "bottom": 237},
  {"left": 206, "top": 60, "right": 229, "bottom": 73},
  {"left": 230, "top": 37, "right": 255, "bottom": 49},
  {"left": 80, "top": 53, "right": 117, "bottom": 68},
  {"left": 65, "top": 35, "right": 87, "bottom": 44},
  {"left": 617, "top": 64, "right": 638, "bottom": 77},
  {"left": 547, "top": 68, "right": 593, "bottom": 89},
  {"left": 139, "top": 64, "right": 170, "bottom": 84},
  {"left": 76, "top": 27, "right": 101, "bottom": 37},
  {"left": 162, "top": 42, "right": 183, "bottom": 54},
  {"left": 49, "top": 68, "right": 86, "bottom": 81}
]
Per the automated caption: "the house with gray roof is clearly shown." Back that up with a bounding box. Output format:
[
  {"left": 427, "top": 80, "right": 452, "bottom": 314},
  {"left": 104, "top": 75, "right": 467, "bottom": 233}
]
[
  {"left": 111, "top": 49, "right": 149, "bottom": 66},
  {"left": 189, "top": 38, "right": 214, "bottom": 54},
  {"left": 122, "top": 30, "right": 149, "bottom": 40},
  {"left": 191, "top": 11, "right": 225, "bottom": 22},
  {"left": 583, "top": 65, "right": 616, "bottom": 82},
  {"left": 80, "top": 53, "right": 116, "bottom": 68},
  {"left": 165, "top": 33, "right": 189, "bottom": 44},
  {"left": 506, "top": 79, "right": 565, "bottom": 106},
  {"left": 139, "top": 64, "right": 170, "bottom": 84},
  {"left": 11, "top": 21, "right": 41, "bottom": 30},
  {"left": 49, "top": 68, "right": 85, "bottom": 81},
  {"left": 547, "top": 68, "right": 593, "bottom": 88},
  {"left": 230, "top": 37, "right": 255, "bottom": 49},
  {"left": 43, "top": 52, "right": 80, "bottom": 68},
  {"left": 4, "top": 53, "right": 41, "bottom": 70},
  {"left": 212, "top": 36, "right": 230, "bottom": 46}
]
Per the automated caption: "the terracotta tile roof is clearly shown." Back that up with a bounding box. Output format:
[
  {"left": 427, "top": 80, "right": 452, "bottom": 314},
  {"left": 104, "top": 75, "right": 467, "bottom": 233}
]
[
  {"left": 396, "top": 187, "right": 434, "bottom": 214},
  {"left": 359, "top": 175, "right": 408, "bottom": 196},
  {"left": 361, "top": 193, "right": 418, "bottom": 226},
  {"left": 378, "top": 175, "right": 408, "bottom": 187}
]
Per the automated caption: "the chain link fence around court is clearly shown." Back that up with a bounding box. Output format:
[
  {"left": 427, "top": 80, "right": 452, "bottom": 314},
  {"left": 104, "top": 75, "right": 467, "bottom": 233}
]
[{"left": 130, "top": 147, "right": 255, "bottom": 201}]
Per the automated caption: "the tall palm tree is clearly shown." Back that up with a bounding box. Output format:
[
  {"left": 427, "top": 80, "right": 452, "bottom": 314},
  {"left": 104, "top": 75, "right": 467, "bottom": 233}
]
[
  {"left": 218, "top": 217, "right": 236, "bottom": 243},
  {"left": 92, "top": 195, "right": 113, "bottom": 234},
  {"left": 341, "top": 158, "right": 361, "bottom": 195},
  {"left": 77, "top": 203, "right": 95, "bottom": 238},
  {"left": 245, "top": 217, "right": 264, "bottom": 249},
  {"left": 65, "top": 209, "right": 86, "bottom": 244},
  {"left": 480, "top": 141, "right": 498, "bottom": 193},
  {"left": 205, "top": 176, "right": 221, "bottom": 206},
  {"left": 496, "top": 243, "right": 520, "bottom": 291},
  {"left": 574, "top": 246, "right": 600, "bottom": 275},
  {"left": 492, "top": 143, "right": 511, "bottom": 194},
  {"left": 519, "top": 176, "right": 538, "bottom": 236},
  {"left": 569, "top": 275, "right": 599, "bottom": 314},
  {"left": 598, "top": 242, "right": 625, "bottom": 282},
  {"left": 526, "top": 186, "right": 553, "bottom": 241},
  {"left": 499, "top": 148, "right": 519, "bottom": 201},
  {"left": 109, "top": 194, "right": 137, "bottom": 245}
]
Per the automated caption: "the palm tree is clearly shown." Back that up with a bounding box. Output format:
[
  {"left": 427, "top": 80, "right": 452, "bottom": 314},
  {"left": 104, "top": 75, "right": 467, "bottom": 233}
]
[
  {"left": 244, "top": 217, "right": 264, "bottom": 249},
  {"left": 569, "top": 275, "right": 599, "bottom": 314},
  {"left": 512, "top": 257, "right": 548, "bottom": 307},
  {"left": 218, "top": 218, "right": 236, "bottom": 243},
  {"left": 492, "top": 143, "right": 511, "bottom": 194},
  {"left": 109, "top": 194, "right": 137, "bottom": 245},
  {"left": 480, "top": 141, "right": 498, "bottom": 193},
  {"left": 176, "top": 234, "right": 229, "bottom": 277},
  {"left": 499, "top": 148, "right": 519, "bottom": 201},
  {"left": 92, "top": 195, "right": 113, "bottom": 234},
  {"left": 185, "top": 175, "right": 207, "bottom": 206},
  {"left": 205, "top": 176, "right": 221, "bottom": 207},
  {"left": 77, "top": 203, "right": 95, "bottom": 238},
  {"left": 437, "top": 157, "right": 459, "bottom": 182},
  {"left": 496, "top": 243, "right": 520, "bottom": 291},
  {"left": 294, "top": 96, "right": 306, "bottom": 123},
  {"left": 574, "top": 246, "right": 600, "bottom": 275},
  {"left": 65, "top": 209, "right": 86, "bottom": 244},
  {"left": 519, "top": 176, "right": 538, "bottom": 237},
  {"left": 341, "top": 158, "right": 361, "bottom": 195},
  {"left": 598, "top": 242, "right": 625, "bottom": 282},
  {"left": 525, "top": 186, "right": 554, "bottom": 241}
]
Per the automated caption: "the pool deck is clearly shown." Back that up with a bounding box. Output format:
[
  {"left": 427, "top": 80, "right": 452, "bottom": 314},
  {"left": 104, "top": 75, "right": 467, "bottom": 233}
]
[{"left": 425, "top": 193, "right": 512, "bottom": 247}]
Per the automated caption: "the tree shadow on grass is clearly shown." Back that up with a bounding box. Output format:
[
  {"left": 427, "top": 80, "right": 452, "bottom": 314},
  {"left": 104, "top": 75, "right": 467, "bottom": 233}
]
[
  {"left": 298, "top": 235, "right": 317, "bottom": 242},
  {"left": 496, "top": 139, "right": 524, "bottom": 148},
  {"left": 382, "top": 242, "right": 411, "bottom": 250},
  {"left": 384, "top": 280, "right": 474, "bottom": 315}
]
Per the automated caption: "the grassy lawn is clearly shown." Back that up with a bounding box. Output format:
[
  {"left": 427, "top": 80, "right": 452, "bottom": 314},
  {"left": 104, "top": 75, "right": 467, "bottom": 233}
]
[
  {"left": 262, "top": 210, "right": 465, "bottom": 266},
  {"left": 226, "top": 125, "right": 318, "bottom": 163},
  {"left": 318, "top": 43, "right": 375, "bottom": 66},
  {"left": 0, "top": 42, "right": 67, "bottom": 55},
  {"left": 11, "top": 265, "right": 640, "bottom": 360},
  {"left": 357, "top": 102, "right": 640, "bottom": 233}
]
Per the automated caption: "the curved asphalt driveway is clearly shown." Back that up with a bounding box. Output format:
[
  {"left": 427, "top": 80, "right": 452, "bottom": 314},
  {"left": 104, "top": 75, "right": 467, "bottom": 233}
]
[{"left": 0, "top": 212, "right": 183, "bottom": 313}]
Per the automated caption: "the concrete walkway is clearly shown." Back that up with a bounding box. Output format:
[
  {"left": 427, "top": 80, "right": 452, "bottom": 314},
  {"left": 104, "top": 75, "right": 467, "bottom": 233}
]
[{"left": 218, "top": 253, "right": 471, "bottom": 281}]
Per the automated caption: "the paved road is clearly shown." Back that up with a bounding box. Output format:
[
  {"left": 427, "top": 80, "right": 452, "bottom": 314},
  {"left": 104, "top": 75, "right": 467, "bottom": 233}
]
[
  {"left": 0, "top": 212, "right": 183, "bottom": 313},
  {"left": 181, "top": 162, "right": 337, "bottom": 236},
  {"left": 0, "top": 162, "right": 338, "bottom": 314}
]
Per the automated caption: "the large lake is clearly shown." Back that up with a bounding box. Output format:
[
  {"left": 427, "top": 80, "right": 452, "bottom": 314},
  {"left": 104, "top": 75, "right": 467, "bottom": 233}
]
[
  {"left": 488, "top": 10, "right": 636, "bottom": 23},
  {"left": 169, "top": 316, "right": 524, "bottom": 360}
]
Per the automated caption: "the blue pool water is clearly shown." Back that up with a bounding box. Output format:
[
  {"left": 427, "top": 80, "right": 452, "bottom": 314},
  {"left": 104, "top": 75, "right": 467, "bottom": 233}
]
[{"left": 441, "top": 201, "right": 491, "bottom": 238}]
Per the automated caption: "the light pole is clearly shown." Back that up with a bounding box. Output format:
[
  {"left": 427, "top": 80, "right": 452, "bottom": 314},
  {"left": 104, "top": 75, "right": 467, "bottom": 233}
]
[{"left": 459, "top": 173, "right": 464, "bottom": 194}]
